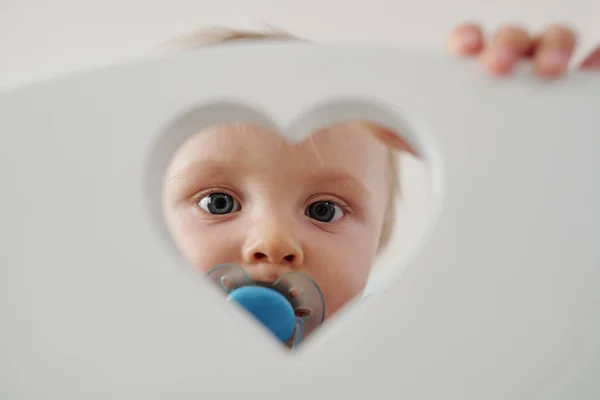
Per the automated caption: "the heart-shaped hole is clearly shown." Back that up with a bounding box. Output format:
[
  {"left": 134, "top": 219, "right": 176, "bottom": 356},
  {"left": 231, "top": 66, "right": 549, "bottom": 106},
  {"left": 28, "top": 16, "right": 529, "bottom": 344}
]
[{"left": 157, "top": 108, "right": 431, "bottom": 352}]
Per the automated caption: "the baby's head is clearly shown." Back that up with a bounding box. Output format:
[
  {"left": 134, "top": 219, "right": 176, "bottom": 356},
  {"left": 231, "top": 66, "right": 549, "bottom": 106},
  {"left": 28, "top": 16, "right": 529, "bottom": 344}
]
[{"left": 161, "top": 28, "right": 400, "bottom": 320}]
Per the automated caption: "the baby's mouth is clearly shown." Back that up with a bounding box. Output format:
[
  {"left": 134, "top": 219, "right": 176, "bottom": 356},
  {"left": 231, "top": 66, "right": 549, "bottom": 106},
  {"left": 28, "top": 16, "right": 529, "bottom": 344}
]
[{"left": 250, "top": 281, "right": 276, "bottom": 289}]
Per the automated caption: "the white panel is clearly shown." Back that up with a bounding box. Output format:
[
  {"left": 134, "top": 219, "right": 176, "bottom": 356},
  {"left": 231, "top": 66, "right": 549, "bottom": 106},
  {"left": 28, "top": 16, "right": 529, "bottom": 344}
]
[
  {"left": 0, "top": 0, "right": 597, "bottom": 284},
  {"left": 0, "top": 42, "right": 599, "bottom": 399}
]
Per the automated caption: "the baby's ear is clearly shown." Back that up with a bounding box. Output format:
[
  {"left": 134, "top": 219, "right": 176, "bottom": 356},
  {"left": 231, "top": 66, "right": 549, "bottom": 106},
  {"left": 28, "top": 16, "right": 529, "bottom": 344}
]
[{"left": 363, "top": 123, "right": 419, "bottom": 156}]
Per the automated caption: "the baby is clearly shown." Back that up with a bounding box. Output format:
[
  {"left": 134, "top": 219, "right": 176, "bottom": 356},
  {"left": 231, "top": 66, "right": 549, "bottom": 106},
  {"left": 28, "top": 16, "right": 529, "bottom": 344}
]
[
  {"left": 163, "top": 120, "right": 399, "bottom": 322},
  {"left": 161, "top": 22, "right": 599, "bottom": 335}
]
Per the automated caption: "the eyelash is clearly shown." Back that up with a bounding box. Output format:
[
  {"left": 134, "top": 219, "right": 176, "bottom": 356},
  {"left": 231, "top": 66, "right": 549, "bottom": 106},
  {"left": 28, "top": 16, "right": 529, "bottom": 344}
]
[
  {"left": 307, "top": 195, "right": 352, "bottom": 214},
  {"left": 193, "top": 187, "right": 241, "bottom": 208},
  {"left": 193, "top": 189, "right": 352, "bottom": 220}
]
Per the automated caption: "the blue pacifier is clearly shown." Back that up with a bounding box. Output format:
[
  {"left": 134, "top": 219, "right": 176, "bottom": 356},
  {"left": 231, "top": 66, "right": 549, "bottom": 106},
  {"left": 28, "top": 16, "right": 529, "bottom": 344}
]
[{"left": 206, "top": 263, "right": 326, "bottom": 348}]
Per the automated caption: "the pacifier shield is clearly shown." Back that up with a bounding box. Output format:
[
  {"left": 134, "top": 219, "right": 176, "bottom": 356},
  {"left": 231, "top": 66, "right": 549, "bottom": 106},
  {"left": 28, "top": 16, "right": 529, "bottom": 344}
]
[
  {"left": 227, "top": 286, "right": 296, "bottom": 343},
  {"left": 206, "top": 263, "right": 326, "bottom": 347},
  {"left": 206, "top": 263, "right": 252, "bottom": 293},
  {"left": 272, "top": 272, "right": 326, "bottom": 339}
]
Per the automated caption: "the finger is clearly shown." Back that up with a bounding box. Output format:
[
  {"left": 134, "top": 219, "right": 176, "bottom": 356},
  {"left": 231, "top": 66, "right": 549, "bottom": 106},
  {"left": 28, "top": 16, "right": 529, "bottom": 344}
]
[
  {"left": 447, "top": 23, "right": 485, "bottom": 56},
  {"left": 532, "top": 24, "right": 577, "bottom": 78},
  {"left": 580, "top": 45, "right": 600, "bottom": 69},
  {"left": 481, "top": 25, "right": 532, "bottom": 76},
  {"left": 524, "top": 36, "right": 541, "bottom": 58}
]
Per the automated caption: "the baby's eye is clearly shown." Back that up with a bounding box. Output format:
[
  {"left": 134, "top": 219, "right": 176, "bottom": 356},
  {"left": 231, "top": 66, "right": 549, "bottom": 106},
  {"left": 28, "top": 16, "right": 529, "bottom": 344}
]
[
  {"left": 198, "top": 193, "right": 241, "bottom": 215},
  {"left": 305, "top": 201, "right": 344, "bottom": 223}
]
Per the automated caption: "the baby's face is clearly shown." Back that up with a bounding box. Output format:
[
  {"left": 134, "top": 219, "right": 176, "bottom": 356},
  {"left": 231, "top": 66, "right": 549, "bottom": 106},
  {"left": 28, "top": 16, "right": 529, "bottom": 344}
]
[{"left": 162, "top": 122, "right": 392, "bottom": 319}]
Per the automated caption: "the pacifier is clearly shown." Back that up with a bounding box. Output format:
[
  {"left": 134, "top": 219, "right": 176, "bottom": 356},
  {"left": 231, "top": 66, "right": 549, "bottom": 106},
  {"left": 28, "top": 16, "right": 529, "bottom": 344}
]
[{"left": 206, "top": 263, "right": 326, "bottom": 348}]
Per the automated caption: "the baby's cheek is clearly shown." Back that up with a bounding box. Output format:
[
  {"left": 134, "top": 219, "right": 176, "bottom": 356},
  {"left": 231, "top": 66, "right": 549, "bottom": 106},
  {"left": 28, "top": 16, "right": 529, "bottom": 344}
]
[
  {"left": 317, "top": 259, "right": 373, "bottom": 318},
  {"left": 165, "top": 216, "right": 210, "bottom": 271},
  {"left": 184, "top": 224, "right": 245, "bottom": 273},
  {"left": 307, "top": 229, "right": 376, "bottom": 316},
  {"left": 321, "top": 275, "right": 369, "bottom": 318}
]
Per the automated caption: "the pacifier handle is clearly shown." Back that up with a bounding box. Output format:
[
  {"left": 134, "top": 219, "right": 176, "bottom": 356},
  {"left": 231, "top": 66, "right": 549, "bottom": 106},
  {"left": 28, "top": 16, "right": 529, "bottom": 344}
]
[{"left": 227, "top": 286, "right": 296, "bottom": 343}]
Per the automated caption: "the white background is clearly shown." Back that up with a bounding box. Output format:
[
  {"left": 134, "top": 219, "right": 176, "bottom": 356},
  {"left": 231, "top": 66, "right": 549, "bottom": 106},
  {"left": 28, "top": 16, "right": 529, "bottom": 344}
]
[
  {"left": 1, "top": 4, "right": 600, "bottom": 398},
  {"left": 0, "top": 0, "right": 598, "bottom": 288}
]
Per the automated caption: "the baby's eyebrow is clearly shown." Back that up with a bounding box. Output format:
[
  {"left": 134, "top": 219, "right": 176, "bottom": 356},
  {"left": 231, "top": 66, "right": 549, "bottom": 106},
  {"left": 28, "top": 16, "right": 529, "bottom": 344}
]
[
  {"left": 309, "top": 171, "right": 370, "bottom": 200},
  {"left": 166, "top": 160, "right": 232, "bottom": 183},
  {"left": 166, "top": 160, "right": 244, "bottom": 204},
  {"left": 164, "top": 161, "right": 240, "bottom": 201}
]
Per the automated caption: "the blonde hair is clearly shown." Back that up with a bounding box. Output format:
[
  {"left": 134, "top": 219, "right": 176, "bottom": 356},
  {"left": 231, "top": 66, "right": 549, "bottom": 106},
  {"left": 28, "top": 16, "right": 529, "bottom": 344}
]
[{"left": 166, "top": 26, "right": 400, "bottom": 251}]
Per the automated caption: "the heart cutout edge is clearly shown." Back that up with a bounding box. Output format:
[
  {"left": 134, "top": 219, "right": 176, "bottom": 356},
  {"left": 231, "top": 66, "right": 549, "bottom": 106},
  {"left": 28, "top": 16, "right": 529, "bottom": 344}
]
[{"left": 141, "top": 98, "right": 447, "bottom": 353}]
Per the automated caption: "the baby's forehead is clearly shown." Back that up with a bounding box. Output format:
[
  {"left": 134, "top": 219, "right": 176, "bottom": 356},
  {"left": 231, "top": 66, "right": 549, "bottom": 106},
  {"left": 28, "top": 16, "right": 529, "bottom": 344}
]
[{"left": 167, "top": 122, "right": 390, "bottom": 178}]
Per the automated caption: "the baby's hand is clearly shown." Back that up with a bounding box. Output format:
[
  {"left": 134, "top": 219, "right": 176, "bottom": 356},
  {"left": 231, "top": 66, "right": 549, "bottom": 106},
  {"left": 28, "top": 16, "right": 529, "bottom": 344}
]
[{"left": 448, "top": 22, "right": 600, "bottom": 77}]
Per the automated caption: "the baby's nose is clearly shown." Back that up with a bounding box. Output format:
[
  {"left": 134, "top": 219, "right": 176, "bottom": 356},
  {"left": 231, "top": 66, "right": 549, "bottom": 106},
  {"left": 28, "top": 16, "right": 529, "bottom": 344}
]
[{"left": 243, "top": 225, "right": 304, "bottom": 267}]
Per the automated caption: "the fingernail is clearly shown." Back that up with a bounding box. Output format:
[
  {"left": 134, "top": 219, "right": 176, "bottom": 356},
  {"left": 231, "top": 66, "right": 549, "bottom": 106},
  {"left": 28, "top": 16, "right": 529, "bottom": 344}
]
[{"left": 540, "top": 50, "right": 569, "bottom": 70}]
